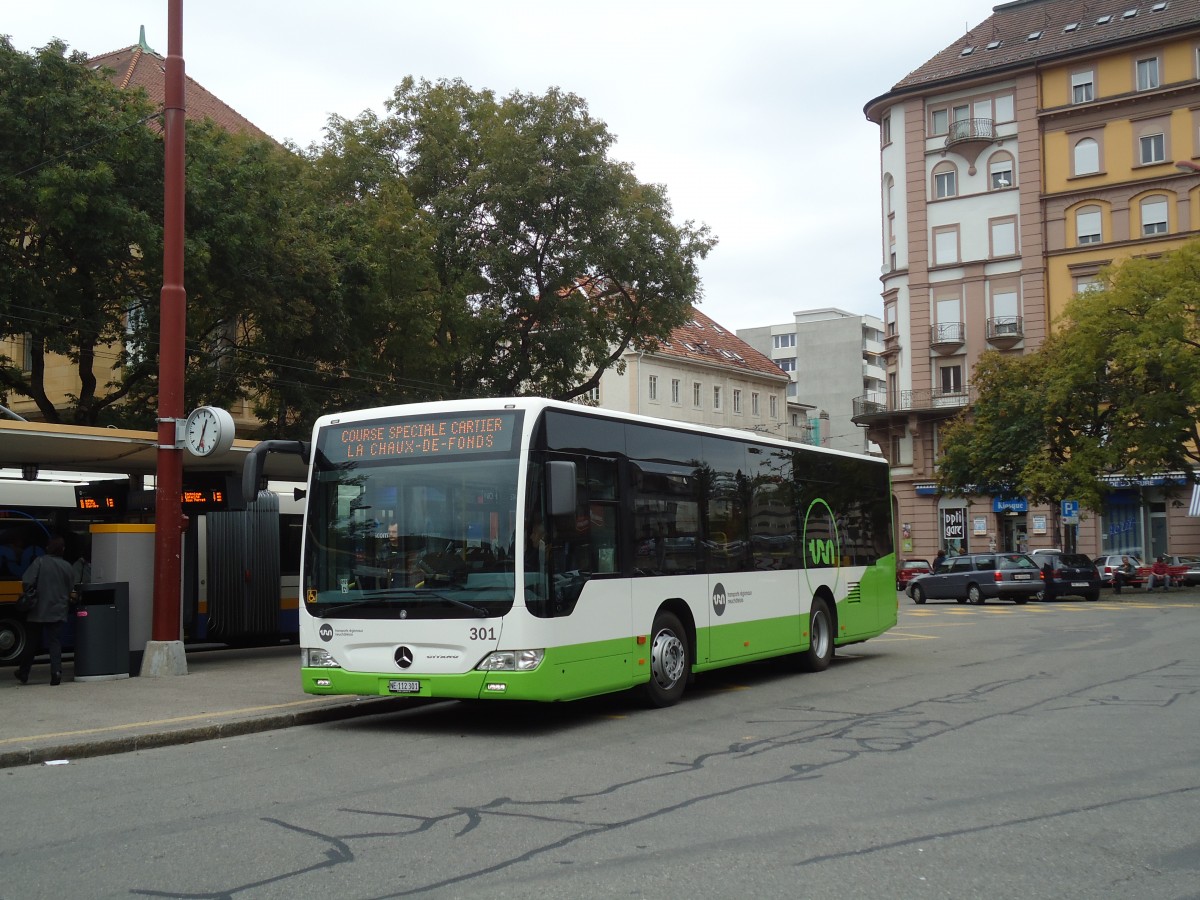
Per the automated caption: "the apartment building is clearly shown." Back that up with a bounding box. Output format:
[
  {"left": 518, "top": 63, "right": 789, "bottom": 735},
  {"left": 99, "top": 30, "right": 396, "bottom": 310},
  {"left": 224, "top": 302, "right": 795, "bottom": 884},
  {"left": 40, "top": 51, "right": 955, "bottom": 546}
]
[
  {"left": 857, "top": 0, "right": 1200, "bottom": 561},
  {"left": 590, "top": 307, "right": 804, "bottom": 441},
  {"left": 738, "top": 308, "right": 885, "bottom": 455}
]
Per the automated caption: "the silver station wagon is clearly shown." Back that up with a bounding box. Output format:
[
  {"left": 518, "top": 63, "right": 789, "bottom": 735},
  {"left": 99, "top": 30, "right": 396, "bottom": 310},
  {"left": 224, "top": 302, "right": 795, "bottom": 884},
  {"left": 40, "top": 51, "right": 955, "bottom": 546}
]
[{"left": 907, "top": 552, "right": 1042, "bottom": 605}]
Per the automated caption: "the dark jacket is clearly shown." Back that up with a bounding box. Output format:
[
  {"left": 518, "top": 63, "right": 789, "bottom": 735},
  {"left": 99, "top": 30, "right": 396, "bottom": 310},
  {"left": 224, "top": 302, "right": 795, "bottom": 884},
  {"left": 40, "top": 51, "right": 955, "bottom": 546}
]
[{"left": 21, "top": 554, "right": 75, "bottom": 623}]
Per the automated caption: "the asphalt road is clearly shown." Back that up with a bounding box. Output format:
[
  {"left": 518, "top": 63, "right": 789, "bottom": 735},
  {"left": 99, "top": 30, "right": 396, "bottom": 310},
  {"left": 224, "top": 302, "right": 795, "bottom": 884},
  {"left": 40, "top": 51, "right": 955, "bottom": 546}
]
[{"left": 4, "top": 595, "right": 1198, "bottom": 899}]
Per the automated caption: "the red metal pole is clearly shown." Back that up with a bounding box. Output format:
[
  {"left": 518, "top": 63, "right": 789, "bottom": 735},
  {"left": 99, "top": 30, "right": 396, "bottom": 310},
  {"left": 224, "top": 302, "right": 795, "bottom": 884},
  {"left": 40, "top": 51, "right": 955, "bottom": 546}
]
[{"left": 152, "top": 0, "right": 186, "bottom": 642}]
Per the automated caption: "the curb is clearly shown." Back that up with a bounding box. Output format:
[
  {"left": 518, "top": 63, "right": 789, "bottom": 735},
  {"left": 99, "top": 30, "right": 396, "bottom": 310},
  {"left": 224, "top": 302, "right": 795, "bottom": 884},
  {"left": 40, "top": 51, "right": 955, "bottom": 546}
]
[{"left": 0, "top": 696, "right": 412, "bottom": 769}]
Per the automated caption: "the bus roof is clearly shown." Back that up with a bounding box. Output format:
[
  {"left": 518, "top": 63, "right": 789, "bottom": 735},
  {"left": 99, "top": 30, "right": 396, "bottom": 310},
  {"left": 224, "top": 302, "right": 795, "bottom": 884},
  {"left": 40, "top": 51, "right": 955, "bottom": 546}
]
[{"left": 312, "top": 397, "right": 887, "bottom": 465}]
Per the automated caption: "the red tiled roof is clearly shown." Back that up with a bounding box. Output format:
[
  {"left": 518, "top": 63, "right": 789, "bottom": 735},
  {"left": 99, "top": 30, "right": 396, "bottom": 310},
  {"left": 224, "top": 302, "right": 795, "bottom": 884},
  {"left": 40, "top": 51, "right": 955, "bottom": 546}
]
[
  {"left": 88, "top": 42, "right": 273, "bottom": 142},
  {"left": 871, "top": 0, "right": 1200, "bottom": 106},
  {"left": 648, "top": 307, "right": 789, "bottom": 381}
]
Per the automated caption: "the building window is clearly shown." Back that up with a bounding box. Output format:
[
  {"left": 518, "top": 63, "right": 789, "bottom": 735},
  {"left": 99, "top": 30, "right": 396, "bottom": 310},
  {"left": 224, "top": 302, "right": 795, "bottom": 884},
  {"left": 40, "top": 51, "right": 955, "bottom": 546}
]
[
  {"left": 1073, "top": 137, "right": 1100, "bottom": 175},
  {"left": 1141, "top": 196, "right": 1168, "bottom": 235},
  {"left": 578, "top": 385, "right": 600, "bottom": 404},
  {"left": 989, "top": 155, "right": 1014, "bottom": 189},
  {"left": 647, "top": 374, "right": 658, "bottom": 401},
  {"left": 769, "top": 395, "right": 778, "bottom": 419},
  {"left": 994, "top": 94, "right": 1014, "bottom": 122},
  {"left": 693, "top": 382, "right": 702, "bottom": 408},
  {"left": 1071, "top": 70, "right": 1094, "bottom": 103},
  {"left": 751, "top": 392, "right": 760, "bottom": 416},
  {"left": 930, "top": 108, "right": 948, "bottom": 135},
  {"left": 1076, "top": 205, "right": 1102, "bottom": 244},
  {"left": 933, "top": 226, "right": 960, "bottom": 265},
  {"left": 713, "top": 386, "right": 722, "bottom": 411},
  {"left": 733, "top": 389, "right": 742, "bottom": 414},
  {"left": 1139, "top": 133, "right": 1166, "bottom": 165},
  {"left": 990, "top": 217, "right": 1017, "bottom": 257},
  {"left": 881, "top": 114, "right": 891, "bottom": 147},
  {"left": 773, "top": 333, "right": 796, "bottom": 349},
  {"left": 886, "top": 304, "right": 897, "bottom": 337},
  {"left": 671, "top": 378, "right": 680, "bottom": 404},
  {"left": 933, "top": 165, "right": 957, "bottom": 199},
  {"left": 992, "top": 288, "right": 1019, "bottom": 322},
  {"left": 778, "top": 357, "right": 796, "bottom": 372},
  {"left": 1136, "top": 57, "right": 1160, "bottom": 91},
  {"left": 939, "top": 364, "right": 963, "bottom": 395},
  {"left": 890, "top": 434, "right": 902, "bottom": 464}
]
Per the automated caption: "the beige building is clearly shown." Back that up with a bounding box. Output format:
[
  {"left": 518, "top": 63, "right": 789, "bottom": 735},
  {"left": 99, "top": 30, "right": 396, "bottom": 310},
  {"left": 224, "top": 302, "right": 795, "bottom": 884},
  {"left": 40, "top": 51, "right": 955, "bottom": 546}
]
[
  {"left": 858, "top": 0, "right": 1200, "bottom": 561},
  {"left": 589, "top": 307, "right": 808, "bottom": 442}
]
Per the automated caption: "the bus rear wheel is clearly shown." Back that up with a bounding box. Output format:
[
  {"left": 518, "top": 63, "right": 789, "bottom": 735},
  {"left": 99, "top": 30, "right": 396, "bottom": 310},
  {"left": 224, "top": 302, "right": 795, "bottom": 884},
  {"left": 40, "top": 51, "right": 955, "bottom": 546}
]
[
  {"left": 0, "top": 614, "right": 28, "bottom": 666},
  {"left": 643, "top": 611, "right": 688, "bottom": 708},
  {"left": 797, "top": 597, "right": 833, "bottom": 672}
]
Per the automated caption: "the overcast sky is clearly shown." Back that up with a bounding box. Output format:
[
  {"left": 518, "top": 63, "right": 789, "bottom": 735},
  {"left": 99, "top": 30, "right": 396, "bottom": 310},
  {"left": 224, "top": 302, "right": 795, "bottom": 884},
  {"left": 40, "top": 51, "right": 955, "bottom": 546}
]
[{"left": 5, "top": 1, "right": 999, "bottom": 333}]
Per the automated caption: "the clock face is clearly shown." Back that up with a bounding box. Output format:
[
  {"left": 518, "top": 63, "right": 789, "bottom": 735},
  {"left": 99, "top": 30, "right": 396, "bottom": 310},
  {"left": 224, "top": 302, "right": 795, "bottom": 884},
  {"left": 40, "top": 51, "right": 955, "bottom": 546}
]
[{"left": 184, "top": 407, "right": 233, "bottom": 456}]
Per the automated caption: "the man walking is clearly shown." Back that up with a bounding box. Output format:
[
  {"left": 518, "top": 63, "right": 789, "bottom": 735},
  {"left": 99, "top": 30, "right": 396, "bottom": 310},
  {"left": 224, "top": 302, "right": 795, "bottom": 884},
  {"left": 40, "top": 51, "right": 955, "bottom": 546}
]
[{"left": 14, "top": 535, "right": 75, "bottom": 686}]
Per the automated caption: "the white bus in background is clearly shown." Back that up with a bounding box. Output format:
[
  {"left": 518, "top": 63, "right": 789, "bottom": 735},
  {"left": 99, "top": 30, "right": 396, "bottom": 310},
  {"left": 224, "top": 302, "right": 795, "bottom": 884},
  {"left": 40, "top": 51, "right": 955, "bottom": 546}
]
[{"left": 0, "top": 473, "right": 303, "bottom": 666}]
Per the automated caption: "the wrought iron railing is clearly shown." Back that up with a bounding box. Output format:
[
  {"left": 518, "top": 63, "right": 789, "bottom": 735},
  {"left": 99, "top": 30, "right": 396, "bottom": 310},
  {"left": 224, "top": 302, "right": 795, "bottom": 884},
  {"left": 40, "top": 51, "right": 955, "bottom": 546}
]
[
  {"left": 852, "top": 386, "right": 974, "bottom": 420},
  {"left": 986, "top": 316, "right": 1024, "bottom": 340},
  {"left": 946, "top": 118, "right": 994, "bottom": 145},
  {"left": 931, "top": 322, "right": 965, "bottom": 345}
]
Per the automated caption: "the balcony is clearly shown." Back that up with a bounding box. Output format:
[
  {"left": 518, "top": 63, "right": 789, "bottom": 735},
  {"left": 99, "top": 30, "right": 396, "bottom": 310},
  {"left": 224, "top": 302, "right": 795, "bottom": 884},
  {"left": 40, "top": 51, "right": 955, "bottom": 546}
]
[
  {"left": 986, "top": 316, "right": 1024, "bottom": 349},
  {"left": 851, "top": 386, "right": 973, "bottom": 424},
  {"left": 931, "top": 321, "right": 965, "bottom": 355},
  {"left": 944, "top": 118, "right": 997, "bottom": 168}
]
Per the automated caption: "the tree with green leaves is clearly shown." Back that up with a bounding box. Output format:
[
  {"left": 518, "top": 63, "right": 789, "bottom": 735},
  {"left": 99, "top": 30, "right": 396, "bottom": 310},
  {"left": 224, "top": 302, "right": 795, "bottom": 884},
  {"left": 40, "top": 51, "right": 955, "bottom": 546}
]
[
  {"left": 0, "top": 37, "right": 162, "bottom": 424},
  {"left": 318, "top": 77, "right": 716, "bottom": 402},
  {"left": 937, "top": 239, "right": 1200, "bottom": 510}
]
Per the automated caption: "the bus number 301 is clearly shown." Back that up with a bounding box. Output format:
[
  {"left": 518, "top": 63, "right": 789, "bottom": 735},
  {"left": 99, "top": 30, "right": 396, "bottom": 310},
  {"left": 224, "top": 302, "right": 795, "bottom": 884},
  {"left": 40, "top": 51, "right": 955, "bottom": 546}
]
[{"left": 470, "top": 627, "right": 497, "bottom": 641}]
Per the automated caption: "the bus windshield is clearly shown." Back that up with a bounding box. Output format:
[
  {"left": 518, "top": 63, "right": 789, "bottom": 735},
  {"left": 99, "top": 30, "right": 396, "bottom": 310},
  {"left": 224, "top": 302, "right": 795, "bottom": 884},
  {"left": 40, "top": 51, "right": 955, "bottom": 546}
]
[{"left": 305, "top": 453, "right": 521, "bottom": 620}]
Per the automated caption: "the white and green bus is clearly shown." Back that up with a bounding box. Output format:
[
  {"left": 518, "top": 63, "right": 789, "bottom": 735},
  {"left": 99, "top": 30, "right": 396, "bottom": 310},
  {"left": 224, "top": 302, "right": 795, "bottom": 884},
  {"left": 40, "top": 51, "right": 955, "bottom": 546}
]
[{"left": 246, "top": 398, "right": 896, "bottom": 707}]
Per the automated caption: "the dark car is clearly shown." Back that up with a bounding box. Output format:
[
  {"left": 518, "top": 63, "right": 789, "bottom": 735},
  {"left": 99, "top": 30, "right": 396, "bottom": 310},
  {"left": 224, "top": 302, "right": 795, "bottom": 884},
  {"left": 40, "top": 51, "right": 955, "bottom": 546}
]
[
  {"left": 1033, "top": 550, "right": 1100, "bottom": 601},
  {"left": 896, "top": 558, "right": 932, "bottom": 591},
  {"left": 906, "top": 552, "right": 1042, "bottom": 605}
]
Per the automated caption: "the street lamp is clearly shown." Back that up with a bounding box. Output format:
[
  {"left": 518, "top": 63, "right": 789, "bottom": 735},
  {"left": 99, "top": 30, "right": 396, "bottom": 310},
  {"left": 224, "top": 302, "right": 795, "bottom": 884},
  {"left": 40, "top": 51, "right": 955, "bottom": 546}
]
[{"left": 1176, "top": 160, "right": 1200, "bottom": 173}]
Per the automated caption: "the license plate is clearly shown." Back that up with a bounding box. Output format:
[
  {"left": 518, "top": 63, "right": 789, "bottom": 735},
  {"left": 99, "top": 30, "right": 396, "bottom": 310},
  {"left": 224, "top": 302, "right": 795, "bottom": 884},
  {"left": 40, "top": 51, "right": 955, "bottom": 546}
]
[
  {"left": 388, "top": 680, "right": 421, "bottom": 694},
  {"left": 1071, "top": 581, "right": 1088, "bottom": 587},
  {"left": 1013, "top": 574, "right": 1031, "bottom": 580}
]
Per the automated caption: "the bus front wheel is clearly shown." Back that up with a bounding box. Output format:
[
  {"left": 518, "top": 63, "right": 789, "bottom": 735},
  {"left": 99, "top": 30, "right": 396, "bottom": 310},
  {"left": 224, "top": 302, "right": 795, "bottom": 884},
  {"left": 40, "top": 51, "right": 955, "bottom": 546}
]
[
  {"left": 643, "top": 611, "right": 689, "bottom": 708},
  {"left": 797, "top": 597, "right": 833, "bottom": 672}
]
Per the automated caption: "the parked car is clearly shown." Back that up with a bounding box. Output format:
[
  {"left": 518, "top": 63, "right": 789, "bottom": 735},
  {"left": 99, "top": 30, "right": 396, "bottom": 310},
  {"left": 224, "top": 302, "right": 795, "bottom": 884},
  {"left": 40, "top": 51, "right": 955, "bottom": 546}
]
[
  {"left": 896, "top": 558, "right": 932, "bottom": 591},
  {"left": 1093, "top": 554, "right": 1145, "bottom": 588},
  {"left": 906, "top": 552, "right": 1042, "bottom": 605},
  {"left": 1032, "top": 550, "right": 1100, "bottom": 601},
  {"left": 1162, "top": 554, "right": 1200, "bottom": 586}
]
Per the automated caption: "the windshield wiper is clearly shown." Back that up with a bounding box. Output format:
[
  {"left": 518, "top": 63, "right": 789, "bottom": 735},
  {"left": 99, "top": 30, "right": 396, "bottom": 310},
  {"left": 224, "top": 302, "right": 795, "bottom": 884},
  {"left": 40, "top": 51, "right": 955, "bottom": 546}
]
[{"left": 319, "top": 587, "right": 490, "bottom": 618}]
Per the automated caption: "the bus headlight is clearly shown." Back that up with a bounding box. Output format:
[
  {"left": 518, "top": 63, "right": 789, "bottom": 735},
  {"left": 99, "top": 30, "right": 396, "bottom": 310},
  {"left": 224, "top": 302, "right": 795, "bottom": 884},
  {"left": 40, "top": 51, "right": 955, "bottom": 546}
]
[
  {"left": 477, "top": 649, "right": 544, "bottom": 671},
  {"left": 304, "top": 648, "right": 341, "bottom": 668}
]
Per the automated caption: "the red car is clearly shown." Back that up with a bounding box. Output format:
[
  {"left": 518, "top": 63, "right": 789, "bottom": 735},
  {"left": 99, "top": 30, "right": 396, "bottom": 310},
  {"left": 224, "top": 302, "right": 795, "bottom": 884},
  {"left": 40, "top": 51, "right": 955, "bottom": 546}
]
[{"left": 897, "top": 558, "right": 932, "bottom": 591}]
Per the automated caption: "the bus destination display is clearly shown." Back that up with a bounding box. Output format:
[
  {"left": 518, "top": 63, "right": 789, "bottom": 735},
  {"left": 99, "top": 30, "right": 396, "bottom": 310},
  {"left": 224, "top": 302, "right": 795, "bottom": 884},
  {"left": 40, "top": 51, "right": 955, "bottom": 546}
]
[{"left": 323, "top": 413, "right": 519, "bottom": 463}]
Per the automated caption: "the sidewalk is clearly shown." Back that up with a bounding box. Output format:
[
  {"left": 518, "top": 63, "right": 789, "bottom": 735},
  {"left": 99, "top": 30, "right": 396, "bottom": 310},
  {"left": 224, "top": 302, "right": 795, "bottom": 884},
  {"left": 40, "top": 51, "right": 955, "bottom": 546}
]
[{"left": 1, "top": 644, "right": 412, "bottom": 769}]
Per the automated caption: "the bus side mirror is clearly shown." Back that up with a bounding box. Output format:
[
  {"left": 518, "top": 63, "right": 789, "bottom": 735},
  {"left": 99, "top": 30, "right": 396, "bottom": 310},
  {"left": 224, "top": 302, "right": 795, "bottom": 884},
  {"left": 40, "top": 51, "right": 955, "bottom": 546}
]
[{"left": 546, "top": 460, "right": 577, "bottom": 518}]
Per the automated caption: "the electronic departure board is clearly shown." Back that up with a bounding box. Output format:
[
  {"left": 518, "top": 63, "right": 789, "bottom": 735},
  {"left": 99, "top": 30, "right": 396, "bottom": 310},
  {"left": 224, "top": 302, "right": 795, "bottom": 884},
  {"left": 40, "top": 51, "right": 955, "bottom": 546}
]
[{"left": 74, "top": 480, "right": 128, "bottom": 514}]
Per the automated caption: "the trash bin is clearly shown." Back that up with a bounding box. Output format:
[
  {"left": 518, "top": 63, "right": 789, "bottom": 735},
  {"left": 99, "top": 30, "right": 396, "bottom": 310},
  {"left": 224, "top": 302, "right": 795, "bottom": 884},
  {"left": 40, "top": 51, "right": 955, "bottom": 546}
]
[{"left": 73, "top": 582, "right": 130, "bottom": 681}]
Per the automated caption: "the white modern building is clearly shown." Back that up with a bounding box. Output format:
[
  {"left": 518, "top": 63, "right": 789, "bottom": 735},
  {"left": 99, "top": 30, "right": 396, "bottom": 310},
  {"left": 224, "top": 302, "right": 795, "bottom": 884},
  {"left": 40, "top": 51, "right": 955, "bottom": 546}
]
[{"left": 738, "top": 308, "right": 885, "bottom": 455}]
